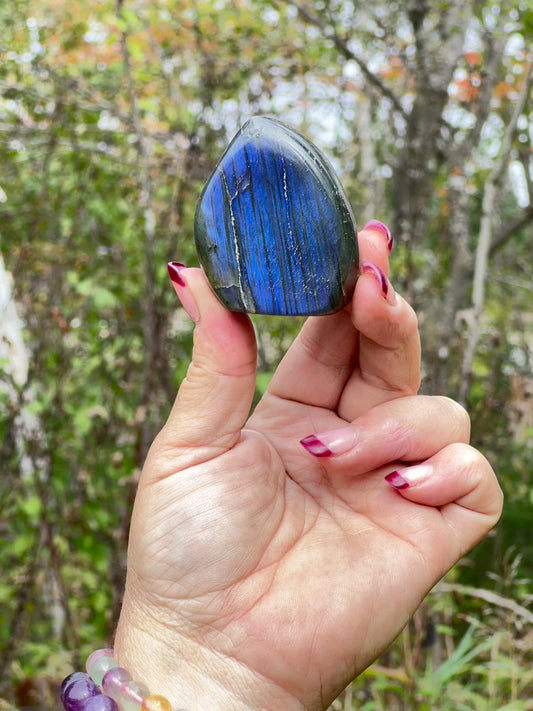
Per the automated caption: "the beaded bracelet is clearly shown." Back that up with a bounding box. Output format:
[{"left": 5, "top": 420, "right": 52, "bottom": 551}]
[{"left": 60, "top": 648, "right": 186, "bottom": 711}]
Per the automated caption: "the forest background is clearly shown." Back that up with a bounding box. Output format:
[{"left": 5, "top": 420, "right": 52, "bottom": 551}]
[{"left": 0, "top": 0, "right": 532, "bottom": 708}]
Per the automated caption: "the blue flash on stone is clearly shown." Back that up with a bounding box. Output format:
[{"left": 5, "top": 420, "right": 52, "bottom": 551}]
[{"left": 194, "top": 116, "right": 358, "bottom": 315}]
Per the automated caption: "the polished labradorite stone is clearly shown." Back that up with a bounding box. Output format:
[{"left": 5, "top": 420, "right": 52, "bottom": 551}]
[{"left": 194, "top": 116, "right": 358, "bottom": 315}]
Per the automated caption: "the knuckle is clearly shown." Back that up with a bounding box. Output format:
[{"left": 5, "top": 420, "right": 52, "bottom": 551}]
[
  {"left": 299, "top": 321, "right": 351, "bottom": 371},
  {"left": 403, "top": 302, "right": 420, "bottom": 337},
  {"left": 456, "top": 442, "right": 484, "bottom": 473},
  {"left": 382, "top": 412, "right": 422, "bottom": 455},
  {"left": 452, "top": 443, "right": 504, "bottom": 518},
  {"left": 438, "top": 397, "right": 471, "bottom": 441},
  {"left": 388, "top": 306, "right": 419, "bottom": 344}
]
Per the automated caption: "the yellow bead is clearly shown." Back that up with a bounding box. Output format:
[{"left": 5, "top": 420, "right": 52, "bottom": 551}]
[{"left": 142, "top": 695, "right": 172, "bottom": 711}]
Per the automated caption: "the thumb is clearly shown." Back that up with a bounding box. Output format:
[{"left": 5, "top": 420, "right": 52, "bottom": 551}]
[{"left": 153, "top": 263, "right": 257, "bottom": 472}]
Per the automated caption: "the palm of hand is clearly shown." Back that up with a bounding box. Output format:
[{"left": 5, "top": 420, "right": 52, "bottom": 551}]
[{"left": 129, "top": 393, "right": 449, "bottom": 705}]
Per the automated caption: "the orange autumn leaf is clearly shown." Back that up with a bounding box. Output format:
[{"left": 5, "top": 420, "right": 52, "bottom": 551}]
[
  {"left": 464, "top": 51, "right": 481, "bottom": 66},
  {"left": 455, "top": 78, "right": 480, "bottom": 102},
  {"left": 494, "top": 81, "right": 514, "bottom": 98},
  {"left": 380, "top": 57, "right": 405, "bottom": 81}
]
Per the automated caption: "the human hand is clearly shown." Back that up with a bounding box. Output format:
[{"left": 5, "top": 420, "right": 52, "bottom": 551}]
[{"left": 114, "top": 224, "right": 502, "bottom": 711}]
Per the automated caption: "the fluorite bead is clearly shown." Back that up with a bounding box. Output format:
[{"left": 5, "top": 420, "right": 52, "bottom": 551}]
[
  {"left": 87, "top": 648, "right": 119, "bottom": 686},
  {"left": 117, "top": 680, "right": 151, "bottom": 711},
  {"left": 102, "top": 667, "right": 150, "bottom": 711},
  {"left": 61, "top": 672, "right": 100, "bottom": 711},
  {"left": 141, "top": 694, "right": 172, "bottom": 711},
  {"left": 102, "top": 666, "right": 132, "bottom": 695},
  {"left": 195, "top": 116, "right": 358, "bottom": 316}
]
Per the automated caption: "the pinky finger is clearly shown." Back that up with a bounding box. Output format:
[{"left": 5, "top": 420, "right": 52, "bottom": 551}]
[{"left": 386, "top": 443, "right": 503, "bottom": 552}]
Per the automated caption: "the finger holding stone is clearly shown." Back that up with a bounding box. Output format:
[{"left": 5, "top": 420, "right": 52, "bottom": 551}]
[{"left": 336, "top": 268, "right": 421, "bottom": 421}]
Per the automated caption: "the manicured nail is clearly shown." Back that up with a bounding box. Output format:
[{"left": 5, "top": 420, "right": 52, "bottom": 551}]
[
  {"left": 361, "top": 261, "right": 396, "bottom": 304},
  {"left": 168, "top": 261, "right": 186, "bottom": 286},
  {"left": 363, "top": 219, "right": 393, "bottom": 251},
  {"left": 385, "top": 471, "right": 410, "bottom": 489},
  {"left": 167, "top": 261, "right": 200, "bottom": 322},
  {"left": 386, "top": 463, "right": 433, "bottom": 489},
  {"left": 300, "top": 426, "right": 358, "bottom": 457}
]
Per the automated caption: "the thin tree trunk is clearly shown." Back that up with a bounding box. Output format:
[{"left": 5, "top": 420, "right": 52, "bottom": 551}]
[{"left": 459, "top": 61, "right": 533, "bottom": 404}]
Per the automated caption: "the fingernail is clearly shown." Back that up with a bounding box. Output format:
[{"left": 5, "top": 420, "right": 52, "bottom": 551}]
[
  {"left": 363, "top": 219, "right": 393, "bottom": 251},
  {"left": 300, "top": 426, "right": 358, "bottom": 457},
  {"left": 385, "top": 471, "right": 410, "bottom": 489},
  {"left": 385, "top": 463, "right": 433, "bottom": 489},
  {"left": 361, "top": 261, "right": 396, "bottom": 305},
  {"left": 167, "top": 262, "right": 200, "bottom": 323},
  {"left": 168, "top": 261, "right": 186, "bottom": 286}
]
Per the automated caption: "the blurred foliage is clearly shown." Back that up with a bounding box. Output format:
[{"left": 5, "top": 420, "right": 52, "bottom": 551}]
[
  {"left": 0, "top": 0, "right": 532, "bottom": 708},
  {"left": 333, "top": 555, "right": 533, "bottom": 710}
]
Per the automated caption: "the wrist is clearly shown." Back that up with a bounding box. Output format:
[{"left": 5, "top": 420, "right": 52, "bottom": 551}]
[{"left": 114, "top": 589, "right": 305, "bottom": 711}]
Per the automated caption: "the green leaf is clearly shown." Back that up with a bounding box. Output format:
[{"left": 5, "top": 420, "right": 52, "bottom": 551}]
[
  {"left": 10, "top": 533, "right": 36, "bottom": 557},
  {"left": 19, "top": 495, "right": 42, "bottom": 521}
]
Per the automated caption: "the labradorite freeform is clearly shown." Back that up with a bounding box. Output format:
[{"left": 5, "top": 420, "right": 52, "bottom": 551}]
[{"left": 194, "top": 116, "right": 358, "bottom": 315}]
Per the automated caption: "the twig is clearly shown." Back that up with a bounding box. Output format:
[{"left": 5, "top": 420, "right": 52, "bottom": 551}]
[
  {"left": 274, "top": 0, "right": 407, "bottom": 117},
  {"left": 452, "top": 29, "right": 507, "bottom": 160},
  {"left": 437, "top": 582, "right": 533, "bottom": 625},
  {"left": 489, "top": 204, "right": 533, "bottom": 256}
]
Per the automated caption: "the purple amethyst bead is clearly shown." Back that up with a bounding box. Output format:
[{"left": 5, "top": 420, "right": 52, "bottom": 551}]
[
  {"left": 61, "top": 672, "right": 89, "bottom": 701},
  {"left": 83, "top": 695, "right": 120, "bottom": 711},
  {"left": 61, "top": 672, "right": 100, "bottom": 711}
]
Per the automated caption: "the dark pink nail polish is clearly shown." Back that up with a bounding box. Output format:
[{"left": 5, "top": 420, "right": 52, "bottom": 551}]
[
  {"left": 361, "top": 261, "right": 390, "bottom": 298},
  {"left": 300, "top": 435, "right": 334, "bottom": 458},
  {"left": 363, "top": 219, "right": 393, "bottom": 251},
  {"left": 168, "top": 261, "right": 186, "bottom": 286},
  {"left": 385, "top": 471, "right": 410, "bottom": 489},
  {"left": 167, "top": 263, "right": 200, "bottom": 321}
]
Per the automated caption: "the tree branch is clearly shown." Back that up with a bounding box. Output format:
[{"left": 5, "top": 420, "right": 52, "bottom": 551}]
[
  {"left": 518, "top": 143, "right": 533, "bottom": 203},
  {"left": 275, "top": 0, "right": 407, "bottom": 117},
  {"left": 473, "top": 59, "right": 532, "bottom": 307},
  {"left": 489, "top": 204, "right": 533, "bottom": 256},
  {"left": 0, "top": 78, "right": 132, "bottom": 126},
  {"left": 452, "top": 29, "right": 506, "bottom": 161}
]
